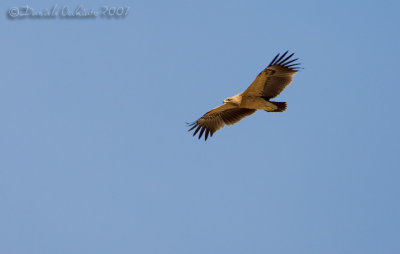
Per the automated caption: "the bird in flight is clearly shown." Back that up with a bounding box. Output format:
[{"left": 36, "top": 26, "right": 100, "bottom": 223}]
[{"left": 187, "top": 51, "right": 301, "bottom": 141}]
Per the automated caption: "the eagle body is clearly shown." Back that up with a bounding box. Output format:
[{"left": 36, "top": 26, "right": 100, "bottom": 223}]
[
  {"left": 223, "top": 93, "right": 284, "bottom": 111},
  {"left": 188, "top": 51, "right": 301, "bottom": 141},
  {"left": 238, "top": 95, "right": 282, "bottom": 112}
]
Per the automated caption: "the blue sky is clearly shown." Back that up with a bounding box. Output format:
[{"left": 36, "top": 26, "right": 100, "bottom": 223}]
[{"left": 1, "top": 0, "right": 399, "bottom": 253}]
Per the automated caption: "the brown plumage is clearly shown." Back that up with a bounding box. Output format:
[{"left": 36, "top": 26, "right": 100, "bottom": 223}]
[{"left": 188, "top": 51, "right": 301, "bottom": 140}]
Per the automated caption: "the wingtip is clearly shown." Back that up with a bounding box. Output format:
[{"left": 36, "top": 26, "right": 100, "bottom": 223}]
[
  {"left": 269, "top": 51, "right": 301, "bottom": 70},
  {"left": 269, "top": 50, "right": 300, "bottom": 67},
  {"left": 268, "top": 53, "right": 280, "bottom": 66}
]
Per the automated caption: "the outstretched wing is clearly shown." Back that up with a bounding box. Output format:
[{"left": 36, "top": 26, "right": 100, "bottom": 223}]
[
  {"left": 243, "top": 51, "right": 301, "bottom": 99},
  {"left": 187, "top": 104, "right": 256, "bottom": 141}
]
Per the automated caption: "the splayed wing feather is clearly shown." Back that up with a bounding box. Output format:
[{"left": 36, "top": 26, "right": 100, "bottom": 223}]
[
  {"left": 281, "top": 58, "right": 298, "bottom": 66},
  {"left": 268, "top": 53, "right": 280, "bottom": 66},
  {"left": 192, "top": 126, "right": 201, "bottom": 136},
  {"left": 277, "top": 53, "right": 294, "bottom": 65},
  {"left": 274, "top": 50, "right": 288, "bottom": 65}
]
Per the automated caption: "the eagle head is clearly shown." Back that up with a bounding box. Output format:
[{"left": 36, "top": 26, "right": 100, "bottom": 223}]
[{"left": 223, "top": 95, "right": 241, "bottom": 105}]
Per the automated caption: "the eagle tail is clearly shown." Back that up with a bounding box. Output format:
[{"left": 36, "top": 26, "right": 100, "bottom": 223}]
[{"left": 267, "top": 101, "right": 287, "bottom": 112}]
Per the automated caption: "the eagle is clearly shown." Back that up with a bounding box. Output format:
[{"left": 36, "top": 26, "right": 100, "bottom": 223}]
[{"left": 187, "top": 51, "right": 301, "bottom": 141}]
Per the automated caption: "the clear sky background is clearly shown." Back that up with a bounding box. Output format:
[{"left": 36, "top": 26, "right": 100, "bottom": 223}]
[{"left": 1, "top": 0, "right": 399, "bottom": 253}]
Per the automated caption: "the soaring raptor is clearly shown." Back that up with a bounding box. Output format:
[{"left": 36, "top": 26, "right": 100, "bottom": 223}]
[{"left": 188, "top": 51, "right": 301, "bottom": 141}]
